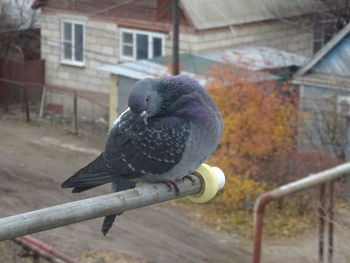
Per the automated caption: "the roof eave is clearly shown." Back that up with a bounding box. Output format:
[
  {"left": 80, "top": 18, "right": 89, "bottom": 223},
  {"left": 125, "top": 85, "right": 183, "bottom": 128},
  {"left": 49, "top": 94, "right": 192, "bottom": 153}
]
[{"left": 295, "top": 22, "right": 350, "bottom": 77}]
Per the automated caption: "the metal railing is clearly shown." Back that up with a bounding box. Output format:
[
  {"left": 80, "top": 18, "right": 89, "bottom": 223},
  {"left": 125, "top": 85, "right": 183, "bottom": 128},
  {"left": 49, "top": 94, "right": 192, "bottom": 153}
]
[
  {"left": 252, "top": 162, "right": 350, "bottom": 263},
  {"left": 0, "top": 176, "right": 203, "bottom": 240}
]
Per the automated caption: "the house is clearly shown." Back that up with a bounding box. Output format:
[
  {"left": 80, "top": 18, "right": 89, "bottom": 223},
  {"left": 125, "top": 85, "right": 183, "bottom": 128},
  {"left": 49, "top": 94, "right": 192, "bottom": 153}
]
[
  {"left": 100, "top": 46, "right": 306, "bottom": 127},
  {"left": 293, "top": 22, "right": 350, "bottom": 159},
  {"left": 31, "top": 0, "right": 331, "bottom": 123}
]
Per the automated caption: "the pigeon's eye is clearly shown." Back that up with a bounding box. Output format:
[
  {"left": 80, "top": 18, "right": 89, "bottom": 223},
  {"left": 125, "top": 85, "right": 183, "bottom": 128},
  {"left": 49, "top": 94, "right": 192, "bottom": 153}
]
[{"left": 145, "top": 97, "right": 150, "bottom": 102}]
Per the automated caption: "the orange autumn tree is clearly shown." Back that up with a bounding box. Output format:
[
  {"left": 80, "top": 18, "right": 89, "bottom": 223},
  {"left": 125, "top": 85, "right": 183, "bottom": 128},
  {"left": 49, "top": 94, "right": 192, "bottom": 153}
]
[{"left": 206, "top": 64, "right": 302, "bottom": 208}]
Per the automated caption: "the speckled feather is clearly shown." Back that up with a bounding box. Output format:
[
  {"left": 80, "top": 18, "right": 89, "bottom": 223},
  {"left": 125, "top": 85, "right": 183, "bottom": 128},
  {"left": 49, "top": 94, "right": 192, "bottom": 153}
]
[{"left": 103, "top": 111, "right": 191, "bottom": 180}]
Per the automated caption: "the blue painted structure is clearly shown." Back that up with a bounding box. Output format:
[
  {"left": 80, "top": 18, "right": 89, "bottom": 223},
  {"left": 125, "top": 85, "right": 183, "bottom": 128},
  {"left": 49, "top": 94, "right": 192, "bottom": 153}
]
[{"left": 311, "top": 34, "right": 350, "bottom": 76}]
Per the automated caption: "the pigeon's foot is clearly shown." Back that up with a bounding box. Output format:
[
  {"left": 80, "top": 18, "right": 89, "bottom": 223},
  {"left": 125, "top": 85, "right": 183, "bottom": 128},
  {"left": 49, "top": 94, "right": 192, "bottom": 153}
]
[
  {"left": 183, "top": 175, "right": 196, "bottom": 185},
  {"left": 162, "top": 180, "right": 181, "bottom": 196}
]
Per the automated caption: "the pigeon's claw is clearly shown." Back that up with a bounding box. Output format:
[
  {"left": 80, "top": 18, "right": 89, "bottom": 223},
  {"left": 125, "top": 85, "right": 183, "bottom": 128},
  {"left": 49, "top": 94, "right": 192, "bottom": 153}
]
[{"left": 162, "top": 180, "right": 181, "bottom": 196}]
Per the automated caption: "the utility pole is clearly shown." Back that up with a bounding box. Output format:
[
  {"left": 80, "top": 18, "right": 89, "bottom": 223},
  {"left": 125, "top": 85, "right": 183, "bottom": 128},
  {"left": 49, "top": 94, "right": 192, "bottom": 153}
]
[{"left": 172, "top": 0, "right": 180, "bottom": 75}]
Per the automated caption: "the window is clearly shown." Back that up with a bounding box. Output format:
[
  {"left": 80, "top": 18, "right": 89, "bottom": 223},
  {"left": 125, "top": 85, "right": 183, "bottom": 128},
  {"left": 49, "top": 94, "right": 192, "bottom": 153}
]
[
  {"left": 313, "top": 20, "right": 338, "bottom": 54},
  {"left": 120, "top": 28, "right": 164, "bottom": 61},
  {"left": 61, "top": 21, "right": 85, "bottom": 66}
]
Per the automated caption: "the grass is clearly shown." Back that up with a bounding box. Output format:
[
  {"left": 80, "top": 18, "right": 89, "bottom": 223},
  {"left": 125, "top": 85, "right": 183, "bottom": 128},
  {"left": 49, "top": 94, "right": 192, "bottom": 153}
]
[
  {"left": 82, "top": 250, "right": 148, "bottom": 263},
  {"left": 172, "top": 197, "right": 317, "bottom": 239}
]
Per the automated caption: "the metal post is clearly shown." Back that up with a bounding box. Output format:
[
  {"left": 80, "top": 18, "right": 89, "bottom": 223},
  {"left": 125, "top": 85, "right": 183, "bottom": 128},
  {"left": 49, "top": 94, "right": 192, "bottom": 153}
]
[
  {"left": 23, "top": 86, "right": 30, "bottom": 122},
  {"left": 0, "top": 176, "right": 202, "bottom": 240},
  {"left": 252, "top": 194, "right": 273, "bottom": 263},
  {"left": 39, "top": 86, "right": 47, "bottom": 118},
  {"left": 328, "top": 181, "right": 334, "bottom": 263},
  {"left": 172, "top": 0, "right": 180, "bottom": 75},
  {"left": 319, "top": 184, "right": 326, "bottom": 262},
  {"left": 73, "top": 92, "right": 78, "bottom": 135}
]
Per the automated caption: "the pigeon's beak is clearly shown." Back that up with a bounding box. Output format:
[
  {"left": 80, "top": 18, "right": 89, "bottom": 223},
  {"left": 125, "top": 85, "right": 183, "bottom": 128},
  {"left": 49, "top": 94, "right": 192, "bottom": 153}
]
[{"left": 140, "top": 110, "right": 148, "bottom": 125}]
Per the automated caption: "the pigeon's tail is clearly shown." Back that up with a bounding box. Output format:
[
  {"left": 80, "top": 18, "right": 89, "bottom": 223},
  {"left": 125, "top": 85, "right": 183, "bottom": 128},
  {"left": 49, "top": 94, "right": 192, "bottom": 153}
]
[
  {"left": 61, "top": 153, "right": 115, "bottom": 193},
  {"left": 101, "top": 181, "right": 136, "bottom": 236}
]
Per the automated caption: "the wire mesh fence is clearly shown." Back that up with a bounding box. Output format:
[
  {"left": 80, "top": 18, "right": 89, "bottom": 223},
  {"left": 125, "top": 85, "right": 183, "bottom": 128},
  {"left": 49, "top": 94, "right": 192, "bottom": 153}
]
[
  {"left": 41, "top": 86, "right": 109, "bottom": 135},
  {"left": 0, "top": 81, "right": 109, "bottom": 135}
]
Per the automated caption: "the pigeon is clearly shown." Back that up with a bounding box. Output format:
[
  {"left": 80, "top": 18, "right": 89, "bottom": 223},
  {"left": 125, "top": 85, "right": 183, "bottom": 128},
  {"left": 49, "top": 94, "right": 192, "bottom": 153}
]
[{"left": 61, "top": 75, "right": 223, "bottom": 235}]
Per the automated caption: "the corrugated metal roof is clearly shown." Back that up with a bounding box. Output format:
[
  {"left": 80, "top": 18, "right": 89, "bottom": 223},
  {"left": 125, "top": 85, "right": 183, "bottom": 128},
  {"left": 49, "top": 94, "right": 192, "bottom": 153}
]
[
  {"left": 99, "top": 60, "right": 209, "bottom": 86},
  {"left": 99, "top": 60, "right": 167, "bottom": 80},
  {"left": 197, "top": 46, "right": 307, "bottom": 71},
  {"left": 100, "top": 46, "right": 306, "bottom": 84},
  {"left": 181, "top": 0, "right": 321, "bottom": 30}
]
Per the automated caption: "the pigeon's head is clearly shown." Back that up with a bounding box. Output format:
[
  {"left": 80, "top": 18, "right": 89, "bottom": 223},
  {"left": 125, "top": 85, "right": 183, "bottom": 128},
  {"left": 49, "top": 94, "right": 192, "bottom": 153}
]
[
  {"left": 128, "top": 78, "right": 162, "bottom": 124},
  {"left": 129, "top": 76, "right": 202, "bottom": 124}
]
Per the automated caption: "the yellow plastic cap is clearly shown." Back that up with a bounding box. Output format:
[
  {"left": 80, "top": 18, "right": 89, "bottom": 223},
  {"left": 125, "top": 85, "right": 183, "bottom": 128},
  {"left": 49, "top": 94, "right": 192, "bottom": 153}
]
[{"left": 187, "top": 163, "right": 225, "bottom": 203}]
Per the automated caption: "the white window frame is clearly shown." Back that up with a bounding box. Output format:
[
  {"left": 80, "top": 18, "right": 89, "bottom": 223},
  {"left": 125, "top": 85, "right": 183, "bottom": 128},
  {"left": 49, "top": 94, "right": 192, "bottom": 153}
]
[
  {"left": 61, "top": 20, "right": 85, "bottom": 67},
  {"left": 119, "top": 28, "right": 165, "bottom": 61}
]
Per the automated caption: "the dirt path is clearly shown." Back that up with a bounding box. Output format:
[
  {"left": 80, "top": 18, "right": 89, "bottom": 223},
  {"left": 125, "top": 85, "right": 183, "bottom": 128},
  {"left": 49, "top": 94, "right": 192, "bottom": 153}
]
[{"left": 0, "top": 117, "right": 250, "bottom": 263}]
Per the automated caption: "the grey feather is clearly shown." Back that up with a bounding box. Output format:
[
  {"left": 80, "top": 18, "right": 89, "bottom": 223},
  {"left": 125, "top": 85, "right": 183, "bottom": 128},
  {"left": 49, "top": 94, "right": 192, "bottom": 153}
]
[{"left": 61, "top": 75, "right": 223, "bottom": 234}]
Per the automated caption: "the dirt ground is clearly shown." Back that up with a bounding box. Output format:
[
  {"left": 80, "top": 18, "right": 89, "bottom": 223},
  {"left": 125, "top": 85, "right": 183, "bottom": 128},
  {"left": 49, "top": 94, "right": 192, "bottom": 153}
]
[{"left": 0, "top": 116, "right": 349, "bottom": 263}]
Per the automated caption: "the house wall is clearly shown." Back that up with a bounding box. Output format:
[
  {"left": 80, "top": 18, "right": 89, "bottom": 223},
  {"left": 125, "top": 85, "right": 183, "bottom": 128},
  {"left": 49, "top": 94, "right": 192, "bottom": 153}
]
[
  {"left": 41, "top": 10, "right": 120, "bottom": 121},
  {"left": 298, "top": 84, "right": 350, "bottom": 156},
  {"left": 176, "top": 18, "right": 313, "bottom": 57},
  {"left": 41, "top": 11, "right": 118, "bottom": 96}
]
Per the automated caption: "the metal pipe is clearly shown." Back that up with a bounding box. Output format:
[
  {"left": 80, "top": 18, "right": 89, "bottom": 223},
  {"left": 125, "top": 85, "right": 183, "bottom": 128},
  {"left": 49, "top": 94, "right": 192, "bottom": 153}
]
[
  {"left": 14, "top": 238, "right": 60, "bottom": 263},
  {"left": 20, "top": 235, "right": 78, "bottom": 263},
  {"left": 252, "top": 194, "right": 273, "bottom": 263},
  {"left": 328, "top": 181, "right": 334, "bottom": 263},
  {"left": 319, "top": 184, "right": 326, "bottom": 262},
  {"left": 0, "top": 176, "right": 202, "bottom": 240},
  {"left": 268, "top": 163, "right": 350, "bottom": 199},
  {"left": 252, "top": 162, "right": 350, "bottom": 263},
  {"left": 172, "top": 0, "right": 180, "bottom": 75},
  {"left": 73, "top": 92, "right": 78, "bottom": 135}
]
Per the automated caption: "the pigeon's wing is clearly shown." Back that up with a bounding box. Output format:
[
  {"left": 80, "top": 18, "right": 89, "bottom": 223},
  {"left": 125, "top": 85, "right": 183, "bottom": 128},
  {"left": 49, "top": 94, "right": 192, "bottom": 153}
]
[
  {"left": 104, "top": 110, "right": 191, "bottom": 179},
  {"left": 61, "top": 109, "right": 133, "bottom": 192}
]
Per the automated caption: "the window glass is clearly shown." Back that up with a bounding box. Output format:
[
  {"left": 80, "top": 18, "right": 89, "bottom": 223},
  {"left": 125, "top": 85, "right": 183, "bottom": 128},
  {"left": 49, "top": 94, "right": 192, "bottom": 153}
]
[
  {"left": 74, "top": 24, "right": 83, "bottom": 62},
  {"left": 313, "top": 41, "right": 322, "bottom": 54},
  {"left": 123, "top": 45, "right": 133, "bottom": 56},
  {"left": 123, "top": 32, "right": 133, "bottom": 44},
  {"left": 313, "top": 20, "right": 337, "bottom": 54},
  {"left": 136, "top": 34, "right": 148, "bottom": 59},
  {"left": 153, "top": 37, "right": 162, "bottom": 57},
  {"left": 120, "top": 29, "right": 164, "bottom": 60},
  {"left": 63, "top": 42, "right": 72, "bottom": 59},
  {"left": 122, "top": 32, "right": 133, "bottom": 57},
  {"left": 63, "top": 22, "right": 72, "bottom": 41},
  {"left": 62, "top": 21, "right": 84, "bottom": 63}
]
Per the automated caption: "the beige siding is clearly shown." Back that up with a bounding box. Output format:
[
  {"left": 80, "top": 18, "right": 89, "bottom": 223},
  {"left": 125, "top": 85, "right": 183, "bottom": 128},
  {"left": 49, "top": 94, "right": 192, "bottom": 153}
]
[
  {"left": 172, "top": 19, "right": 313, "bottom": 57},
  {"left": 41, "top": 13, "right": 118, "bottom": 96}
]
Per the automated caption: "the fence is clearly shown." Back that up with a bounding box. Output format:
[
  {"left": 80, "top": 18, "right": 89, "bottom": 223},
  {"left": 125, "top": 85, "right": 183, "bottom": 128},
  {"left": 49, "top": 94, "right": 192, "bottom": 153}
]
[
  {"left": 0, "top": 58, "right": 109, "bottom": 134},
  {"left": 41, "top": 85, "right": 110, "bottom": 135},
  {"left": 0, "top": 58, "right": 44, "bottom": 121}
]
